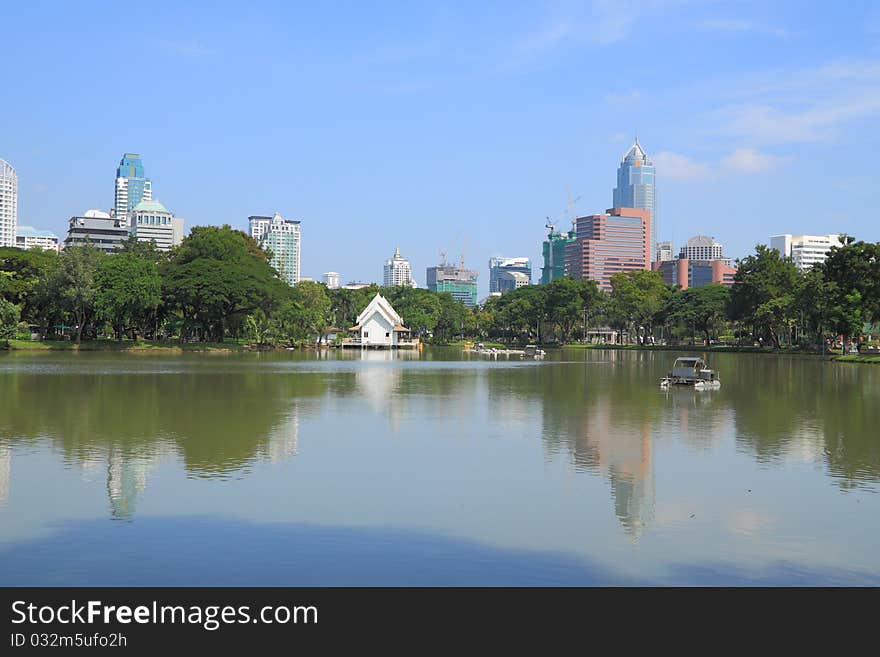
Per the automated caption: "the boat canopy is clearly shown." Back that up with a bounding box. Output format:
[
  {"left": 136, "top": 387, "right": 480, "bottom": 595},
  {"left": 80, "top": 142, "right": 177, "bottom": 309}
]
[{"left": 672, "top": 357, "right": 706, "bottom": 375}]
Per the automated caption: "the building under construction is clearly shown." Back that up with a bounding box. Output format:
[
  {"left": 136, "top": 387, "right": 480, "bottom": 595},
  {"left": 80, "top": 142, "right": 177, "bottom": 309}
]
[
  {"left": 540, "top": 228, "right": 576, "bottom": 285},
  {"left": 426, "top": 256, "right": 478, "bottom": 308}
]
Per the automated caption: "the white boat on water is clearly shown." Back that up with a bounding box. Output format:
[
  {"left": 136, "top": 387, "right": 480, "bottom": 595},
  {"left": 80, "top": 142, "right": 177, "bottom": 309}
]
[
  {"left": 660, "top": 356, "right": 721, "bottom": 390},
  {"left": 523, "top": 345, "right": 546, "bottom": 359}
]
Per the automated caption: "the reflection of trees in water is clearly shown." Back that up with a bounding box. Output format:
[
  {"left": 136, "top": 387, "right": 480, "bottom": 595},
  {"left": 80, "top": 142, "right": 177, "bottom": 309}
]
[
  {"left": 0, "top": 368, "right": 325, "bottom": 478},
  {"left": 727, "top": 356, "right": 880, "bottom": 488}
]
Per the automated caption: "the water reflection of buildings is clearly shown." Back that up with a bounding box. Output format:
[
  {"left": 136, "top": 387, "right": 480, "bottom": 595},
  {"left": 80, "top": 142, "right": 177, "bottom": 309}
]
[
  {"left": 106, "top": 445, "right": 170, "bottom": 520},
  {"left": 259, "top": 407, "right": 299, "bottom": 463},
  {"left": 544, "top": 393, "right": 655, "bottom": 538},
  {"left": 0, "top": 444, "right": 10, "bottom": 505}
]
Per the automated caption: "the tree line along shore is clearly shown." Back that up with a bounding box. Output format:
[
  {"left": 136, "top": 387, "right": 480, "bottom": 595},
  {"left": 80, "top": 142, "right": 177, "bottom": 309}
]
[{"left": 2, "top": 226, "right": 879, "bottom": 359}]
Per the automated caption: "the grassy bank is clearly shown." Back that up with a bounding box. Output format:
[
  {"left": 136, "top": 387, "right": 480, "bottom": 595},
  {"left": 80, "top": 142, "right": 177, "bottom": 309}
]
[
  {"left": 3, "top": 339, "right": 249, "bottom": 352},
  {"left": 834, "top": 354, "right": 880, "bottom": 364},
  {"left": 557, "top": 343, "right": 826, "bottom": 355}
]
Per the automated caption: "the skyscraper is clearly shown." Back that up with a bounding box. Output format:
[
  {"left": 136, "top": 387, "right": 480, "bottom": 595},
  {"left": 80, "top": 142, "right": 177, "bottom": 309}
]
[
  {"left": 383, "top": 247, "right": 417, "bottom": 287},
  {"left": 613, "top": 138, "right": 656, "bottom": 253},
  {"left": 564, "top": 207, "right": 651, "bottom": 291},
  {"left": 249, "top": 213, "right": 302, "bottom": 286},
  {"left": 0, "top": 158, "right": 18, "bottom": 248},
  {"left": 489, "top": 257, "right": 531, "bottom": 293},
  {"left": 114, "top": 153, "right": 152, "bottom": 221}
]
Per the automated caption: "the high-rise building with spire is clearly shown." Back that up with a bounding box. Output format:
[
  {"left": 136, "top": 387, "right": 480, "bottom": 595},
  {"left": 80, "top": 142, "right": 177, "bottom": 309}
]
[
  {"left": 383, "top": 246, "right": 416, "bottom": 287},
  {"left": 114, "top": 153, "right": 152, "bottom": 222},
  {"left": 613, "top": 137, "right": 656, "bottom": 253}
]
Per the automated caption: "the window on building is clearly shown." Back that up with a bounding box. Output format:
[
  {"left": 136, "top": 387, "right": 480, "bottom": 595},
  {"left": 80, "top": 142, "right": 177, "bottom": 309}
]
[
  {"left": 363, "top": 331, "right": 368, "bottom": 338},
  {"left": 385, "top": 332, "right": 390, "bottom": 338}
]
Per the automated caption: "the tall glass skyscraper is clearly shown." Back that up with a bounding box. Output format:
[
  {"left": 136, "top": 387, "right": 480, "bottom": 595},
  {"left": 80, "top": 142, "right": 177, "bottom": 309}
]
[
  {"left": 612, "top": 137, "right": 656, "bottom": 255},
  {"left": 114, "top": 153, "right": 152, "bottom": 219}
]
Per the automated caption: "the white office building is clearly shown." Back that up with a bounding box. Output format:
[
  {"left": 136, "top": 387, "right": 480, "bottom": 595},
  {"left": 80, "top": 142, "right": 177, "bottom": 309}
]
[
  {"left": 0, "top": 159, "right": 18, "bottom": 248},
  {"left": 249, "top": 213, "right": 301, "bottom": 286},
  {"left": 383, "top": 247, "right": 417, "bottom": 287},
  {"left": 489, "top": 256, "right": 531, "bottom": 293},
  {"left": 680, "top": 235, "right": 725, "bottom": 262},
  {"left": 323, "top": 272, "right": 340, "bottom": 289},
  {"left": 129, "top": 199, "right": 184, "bottom": 251},
  {"left": 16, "top": 226, "right": 59, "bottom": 251},
  {"left": 771, "top": 234, "right": 843, "bottom": 271}
]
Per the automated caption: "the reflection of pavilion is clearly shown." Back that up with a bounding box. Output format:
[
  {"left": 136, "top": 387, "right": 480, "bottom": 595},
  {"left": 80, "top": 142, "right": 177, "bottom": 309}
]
[
  {"left": 0, "top": 444, "right": 10, "bottom": 505},
  {"left": 354, "top": 351, "right": 406, "bottom": 430}
]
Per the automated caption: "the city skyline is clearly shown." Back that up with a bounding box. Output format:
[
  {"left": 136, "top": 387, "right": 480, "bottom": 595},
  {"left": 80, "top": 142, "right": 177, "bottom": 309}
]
[{"left": 3, "top": 2, "right": 879, "bottom": 296}]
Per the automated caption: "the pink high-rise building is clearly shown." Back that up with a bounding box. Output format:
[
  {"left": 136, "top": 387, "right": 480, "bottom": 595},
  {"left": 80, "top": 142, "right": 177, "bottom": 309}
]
[{"left": 564, "top": 207, "right": 651, "bottom": 291}]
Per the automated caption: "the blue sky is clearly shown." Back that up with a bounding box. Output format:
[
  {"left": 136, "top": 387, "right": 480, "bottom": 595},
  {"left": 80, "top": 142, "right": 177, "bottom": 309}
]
[{"left": 3, "top": 0, "right": 879, "bottom": 294}]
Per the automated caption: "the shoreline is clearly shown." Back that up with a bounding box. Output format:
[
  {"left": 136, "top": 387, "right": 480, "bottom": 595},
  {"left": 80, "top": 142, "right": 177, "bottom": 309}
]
[
  {"left": 4, "top": 338, "right": 872, "bottom": 361},
  {"left": 1, "top": 339, "right": 250, "bottom": 353}
]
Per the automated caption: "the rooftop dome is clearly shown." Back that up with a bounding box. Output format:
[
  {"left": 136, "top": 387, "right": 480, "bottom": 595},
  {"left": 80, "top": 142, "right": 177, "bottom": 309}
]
[
  {"left": 83, "top": 209, "right": 111, "bottom": 218},
  {"left": 131, "top": 199, "right": 170, "bottom": 214},
  {"left": 686, "top": 234, "right": 720, "bottom": 248}
]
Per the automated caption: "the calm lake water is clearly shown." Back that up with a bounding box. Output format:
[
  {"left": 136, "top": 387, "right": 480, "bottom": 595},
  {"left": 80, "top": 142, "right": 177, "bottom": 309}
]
[{"left": 1, "top": 347, "right": 878, "bottom": 586}]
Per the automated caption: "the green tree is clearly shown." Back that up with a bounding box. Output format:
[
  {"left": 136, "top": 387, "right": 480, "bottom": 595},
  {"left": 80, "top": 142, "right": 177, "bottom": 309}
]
[
  {"left": 383, "top": 286, "right": 441, "bottom": 337},
  {"left": 819, "top": 237, "right": 880, "bottom": 352},
  {"left": 162, "top": 225, "right": 288, "bottom": 342},
  {"left": 0, "top": 246, "right": 61, "bottom": 334},
  {"left": 544, "top": 277, "right": 604, "bottom": 344},
  {"left": 290, "top": 280, "right": 331, "bottom": 343},
  {"left": 664, "top": 284, "right": 730, "bottom": 346},
  {"left": 95, "top": 252, "right": 162, "bottom": 340},
  {"left": 434, "top": 293, "right": 469, "bottom": 343},
  {"left": 57, "top": 244, "right": 105, "bottom": 344},
  {"left": 0, "top": 298, "right": 21, "bottom": 341},
  {"left": 609, "top": 270, "right": 670, "bottom": 344},
  {"left": 728, "top": 245, "right": 800, "bottom": 349},
  {"left": 488, "top": 285, "right": 547, "bottom": 343}
]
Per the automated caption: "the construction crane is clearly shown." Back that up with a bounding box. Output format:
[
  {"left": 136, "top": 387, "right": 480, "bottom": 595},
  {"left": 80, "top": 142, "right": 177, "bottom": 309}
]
[{"left": 566, "top": 187, "right": 582, "bottom": 231}]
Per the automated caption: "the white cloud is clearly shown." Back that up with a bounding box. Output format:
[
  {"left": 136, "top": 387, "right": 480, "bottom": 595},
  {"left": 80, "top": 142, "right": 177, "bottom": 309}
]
[
  {"left": 516, "top": 20, "right": 576, "bottom": 56},
  {"left": 724, "top": 97, "right": 880, "bottom": 143},
  {"left": 710, "top": 59, "right": 880, "bottom": 144},
  {"left": 721, "top": 148, "right": 781, "bottom": 173},
  {"left": 651, "top": 148, "right": 783, "bottom": 179},
  {"left": 653, "top": 151, "right": 710, "bottom": 180}
]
